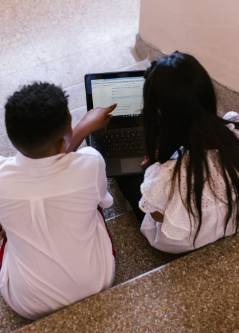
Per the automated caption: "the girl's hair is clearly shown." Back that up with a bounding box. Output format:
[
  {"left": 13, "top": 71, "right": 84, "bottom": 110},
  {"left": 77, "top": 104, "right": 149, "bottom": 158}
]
[{"left": 143, "top": 51, "right": 239, "bottom": 243}]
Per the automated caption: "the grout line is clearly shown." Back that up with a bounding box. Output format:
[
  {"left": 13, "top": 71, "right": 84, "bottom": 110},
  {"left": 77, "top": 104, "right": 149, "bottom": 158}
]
[{"left": 119, "top": 263, "right": 169, "bottom": 287}]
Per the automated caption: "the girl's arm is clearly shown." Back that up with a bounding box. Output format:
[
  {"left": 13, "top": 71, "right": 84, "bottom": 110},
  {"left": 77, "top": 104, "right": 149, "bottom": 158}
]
[{"left": 65, "top": 104, "right": 116, "bottom": 153}]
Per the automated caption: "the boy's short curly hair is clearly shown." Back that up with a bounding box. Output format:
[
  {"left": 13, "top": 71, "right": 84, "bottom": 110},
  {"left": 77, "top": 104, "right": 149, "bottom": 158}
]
[{"left": 5, "top": 82, "right": 70, "bottom": 149}]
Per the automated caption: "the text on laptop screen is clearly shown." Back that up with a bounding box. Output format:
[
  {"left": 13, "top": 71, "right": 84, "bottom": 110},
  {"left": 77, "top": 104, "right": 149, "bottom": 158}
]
[{"left": 91, "top": 77, "right": 145, "bottom": 116}]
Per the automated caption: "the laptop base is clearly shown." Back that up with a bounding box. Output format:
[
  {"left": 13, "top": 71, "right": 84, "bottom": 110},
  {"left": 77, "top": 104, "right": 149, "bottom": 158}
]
[{"left": 106, "top": 157, "right": 143, "bottom": 177}]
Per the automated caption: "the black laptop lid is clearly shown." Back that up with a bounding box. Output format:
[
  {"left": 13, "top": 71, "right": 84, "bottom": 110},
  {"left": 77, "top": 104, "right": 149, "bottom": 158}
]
[{"left": 85, "top": 70, "right": 145, "bottom": 128}]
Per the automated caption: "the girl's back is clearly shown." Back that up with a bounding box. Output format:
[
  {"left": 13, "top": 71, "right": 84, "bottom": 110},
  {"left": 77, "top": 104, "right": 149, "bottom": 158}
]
[
  {"left": 140, "top": 51, "right": 239, "bottom": 253},
  {"left": 140, "top": 149, "right": 237, "bottom": 253}
]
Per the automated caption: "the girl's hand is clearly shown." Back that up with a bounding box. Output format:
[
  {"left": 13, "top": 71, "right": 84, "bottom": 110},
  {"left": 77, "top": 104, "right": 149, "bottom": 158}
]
[
  {"left": 82, "top": 104, "right": 117, "bottom": 133},
  {"left": 151, "top": 211, "right": 164, "bottom": 222},
  {"left": 141, "top": 156, "right": 150, "bottom": 168}
]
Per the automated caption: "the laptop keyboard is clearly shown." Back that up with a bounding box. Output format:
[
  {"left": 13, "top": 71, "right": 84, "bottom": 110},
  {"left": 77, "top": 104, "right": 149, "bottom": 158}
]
[{"left": 91, "top": 127, "right": 145, "bottom": 158}]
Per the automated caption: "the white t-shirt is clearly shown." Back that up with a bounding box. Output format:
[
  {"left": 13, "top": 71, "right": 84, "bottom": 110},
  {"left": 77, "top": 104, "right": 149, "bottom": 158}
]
[
  {"left": 0, "top": 147, "right": 115, "bottom": 319},
  {"left": 139, "top": 150, "right": 237, "bottom": 254}
]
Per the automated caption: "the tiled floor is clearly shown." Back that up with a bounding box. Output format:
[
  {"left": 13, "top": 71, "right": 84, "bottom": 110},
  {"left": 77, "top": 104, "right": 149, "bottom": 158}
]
[{"left": 0, "top": 0, "right": 140, "bottom": 155}]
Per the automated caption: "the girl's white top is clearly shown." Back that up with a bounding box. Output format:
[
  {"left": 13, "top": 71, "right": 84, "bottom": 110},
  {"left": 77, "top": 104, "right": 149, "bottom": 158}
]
[
  {"left": 140, "top": 116, "right": 239, "bottom": 254},
  {"left": 0, "top": 147, "right": 114, "bottom": 319}
]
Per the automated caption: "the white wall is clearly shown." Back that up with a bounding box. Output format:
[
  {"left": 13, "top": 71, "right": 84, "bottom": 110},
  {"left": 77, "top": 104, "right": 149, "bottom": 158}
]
[{"left": 139, "top": 0, "right": 239, "bottom": 92}]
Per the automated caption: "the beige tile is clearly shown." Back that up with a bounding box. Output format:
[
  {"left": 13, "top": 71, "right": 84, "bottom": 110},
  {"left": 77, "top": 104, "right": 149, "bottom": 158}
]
[
  {"left": 0, "top": 0, "right": 140, "bottom": 106},
  {"left": 1, "top": 33, "right": 137, "bottom": 107},
  {"left": 16, "top": 0, "right": 140, "bottom": 63},
  {"left": 0, "top": 0, "right": 140, "bottom": 158},
  {"left": 0, "top": 108, "right": 16, "bottom": 156},
  {"left": 0, "top": 4, "right": 38, "bottom": 75}
]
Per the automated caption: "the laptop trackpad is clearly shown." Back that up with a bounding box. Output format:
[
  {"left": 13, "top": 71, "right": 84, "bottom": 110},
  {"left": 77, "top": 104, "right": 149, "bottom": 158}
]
[{"left": 120, "top": 158, "right": 142, "bottom": 174}]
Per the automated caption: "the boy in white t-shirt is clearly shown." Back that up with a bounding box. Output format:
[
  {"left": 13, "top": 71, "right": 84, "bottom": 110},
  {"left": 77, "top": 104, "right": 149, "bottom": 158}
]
[{"left": 0, "top": 82, "right": 116, "bottom": 319}]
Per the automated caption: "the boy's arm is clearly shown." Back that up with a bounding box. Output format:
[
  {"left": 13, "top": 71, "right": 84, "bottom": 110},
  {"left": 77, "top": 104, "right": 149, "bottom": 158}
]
[
  {"left": 0, "top": 225, "right": 5, "bottom": 241},
  {"left": 65, "top": 104, "right": 116, "bottom": 153}
]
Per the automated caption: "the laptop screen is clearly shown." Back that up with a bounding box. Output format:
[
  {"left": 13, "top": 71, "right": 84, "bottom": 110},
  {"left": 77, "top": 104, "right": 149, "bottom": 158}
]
[{"left": 91, "top": 76, "right": 145, "bottom": 117}]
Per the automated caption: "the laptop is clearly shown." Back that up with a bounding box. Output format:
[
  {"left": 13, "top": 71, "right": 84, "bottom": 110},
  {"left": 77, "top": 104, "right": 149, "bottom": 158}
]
[{"left": 85, "top": 70, "right": 145, "bottom": 176}]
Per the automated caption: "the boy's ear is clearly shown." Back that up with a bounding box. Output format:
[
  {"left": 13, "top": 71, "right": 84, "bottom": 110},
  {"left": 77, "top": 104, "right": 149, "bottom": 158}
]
[{"left": 60, "top": 139, "right": 67, "bottom": 153}]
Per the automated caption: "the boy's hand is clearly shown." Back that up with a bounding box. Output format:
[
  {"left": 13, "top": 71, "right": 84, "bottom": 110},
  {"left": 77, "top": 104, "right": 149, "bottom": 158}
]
[
  {"left": 65, "top": 104, "right": 117, "bottom": 153},
  {"left": 82, "top": 104, "right": 117, "bottom": 133},
  {"left": 141, "top": 156, "right": 150, "bottom": 168}
]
